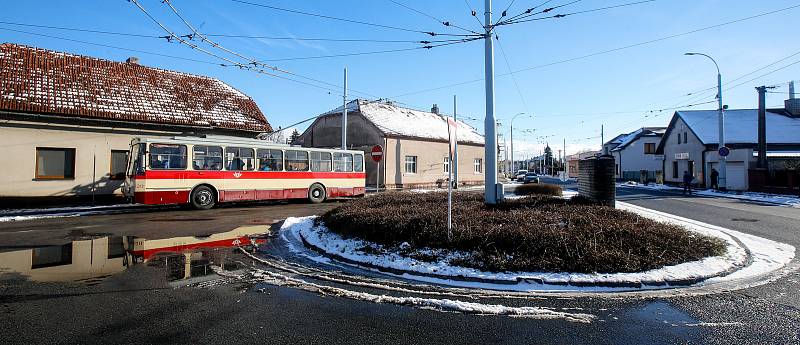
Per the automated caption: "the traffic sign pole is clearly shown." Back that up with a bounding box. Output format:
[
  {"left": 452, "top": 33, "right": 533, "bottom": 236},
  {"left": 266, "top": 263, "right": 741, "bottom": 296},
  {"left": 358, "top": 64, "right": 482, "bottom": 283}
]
[{"left": 371, "top": 145, "right": 384, "bottom": 192}]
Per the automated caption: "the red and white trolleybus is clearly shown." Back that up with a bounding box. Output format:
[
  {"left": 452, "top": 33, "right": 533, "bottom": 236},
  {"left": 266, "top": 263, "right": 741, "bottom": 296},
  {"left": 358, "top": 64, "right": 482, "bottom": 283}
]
[{"left": 123, "top": 136, "right": 366, "bottom": 209}]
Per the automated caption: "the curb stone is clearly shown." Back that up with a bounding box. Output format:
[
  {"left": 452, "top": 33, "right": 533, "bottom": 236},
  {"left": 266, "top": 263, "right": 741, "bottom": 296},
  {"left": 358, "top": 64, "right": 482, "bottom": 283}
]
[{"left": 298, "top": 225, "right": 747, "bottom": 290}]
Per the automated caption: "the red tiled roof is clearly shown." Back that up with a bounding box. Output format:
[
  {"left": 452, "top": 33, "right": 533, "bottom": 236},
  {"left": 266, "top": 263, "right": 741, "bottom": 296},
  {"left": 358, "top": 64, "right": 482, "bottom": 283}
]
[{"left": 0, "top": 43, "right": 272, "bottom": 132}]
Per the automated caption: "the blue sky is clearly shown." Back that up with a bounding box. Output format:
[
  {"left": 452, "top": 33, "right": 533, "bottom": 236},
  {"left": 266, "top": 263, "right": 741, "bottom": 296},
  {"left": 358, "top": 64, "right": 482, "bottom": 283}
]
[{"left": 2, "top": 0, "right": 798, "bottom": 158}]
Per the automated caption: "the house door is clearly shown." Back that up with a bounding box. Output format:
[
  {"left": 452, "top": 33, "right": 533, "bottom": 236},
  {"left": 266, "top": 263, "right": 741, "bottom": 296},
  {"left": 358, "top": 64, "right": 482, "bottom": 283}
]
[{"left": 726, "top": 162, "right": 746, "bottom": 190}]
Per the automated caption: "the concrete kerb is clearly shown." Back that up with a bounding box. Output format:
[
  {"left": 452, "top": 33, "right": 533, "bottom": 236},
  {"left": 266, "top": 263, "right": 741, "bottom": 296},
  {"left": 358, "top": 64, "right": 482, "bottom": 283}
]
[{"left": 297, "top": 204, "right": 757, "bottom": 291}]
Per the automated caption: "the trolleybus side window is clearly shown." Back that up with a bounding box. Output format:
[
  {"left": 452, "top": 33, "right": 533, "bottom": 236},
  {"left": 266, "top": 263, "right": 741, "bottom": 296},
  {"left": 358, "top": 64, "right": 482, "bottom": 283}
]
[
  {"left": 257, "top": 149, "right": 283, "bottom": 171},
  {"left": 333, "top": 152, "right": 353, "bottom": 172},
  {"left": 285, "top": 150, "right": 309, "bottom": 171},
  {"left": 354, "top": 154, "right": 364, "bottom": 172},
  {"left": 193, "top": 145, "right": 223, "bottom": 170},
  {"left": 149, "top": 144, "right": 187, "bottom": 170},
  {"left": 225, "top": 147, "right": 255, "bottom": 171},
  {"left": 310, "top": 151, "right": 332, "bottom": 172}
]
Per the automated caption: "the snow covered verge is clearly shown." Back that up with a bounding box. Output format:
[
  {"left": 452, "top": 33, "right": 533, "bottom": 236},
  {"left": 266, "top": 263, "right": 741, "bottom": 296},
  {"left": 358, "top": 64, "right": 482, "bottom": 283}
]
[
  {"left": 287, "top": 204, "right": 794, "bottom": 292},
  {"left": 618, "top": 181, "right": 800, "bottom": 208}
]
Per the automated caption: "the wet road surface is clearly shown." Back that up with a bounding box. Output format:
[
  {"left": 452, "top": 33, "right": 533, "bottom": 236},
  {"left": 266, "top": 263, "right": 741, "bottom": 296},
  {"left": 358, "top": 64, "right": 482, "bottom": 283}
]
[{"left": 1, "top": 190, "right": 799, "bottom": 344}]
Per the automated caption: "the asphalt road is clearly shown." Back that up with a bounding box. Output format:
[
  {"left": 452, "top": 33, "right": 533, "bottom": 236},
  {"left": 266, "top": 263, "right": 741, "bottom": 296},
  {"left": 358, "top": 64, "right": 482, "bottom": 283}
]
[{"left": 1, "top": 189, "right": 799, "bottom": 344}]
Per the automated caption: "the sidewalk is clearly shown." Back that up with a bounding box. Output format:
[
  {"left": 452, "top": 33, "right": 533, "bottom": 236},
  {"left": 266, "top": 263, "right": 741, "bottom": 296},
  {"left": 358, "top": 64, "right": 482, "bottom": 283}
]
[{"left": 617, "top": 181, "right": 800, "bottom": 208}]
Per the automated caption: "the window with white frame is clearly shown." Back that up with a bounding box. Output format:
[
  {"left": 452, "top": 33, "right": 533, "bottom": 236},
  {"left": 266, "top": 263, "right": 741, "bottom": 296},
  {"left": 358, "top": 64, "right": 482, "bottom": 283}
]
[
  {"left": 443, "top": 156, "right": 449, "bottom": 173},
  {"left": 474, "top": 158, "right": 483, "bottom": 173},
  {"left": 404, "top": 156, "right": 417, "bottom": 174}
]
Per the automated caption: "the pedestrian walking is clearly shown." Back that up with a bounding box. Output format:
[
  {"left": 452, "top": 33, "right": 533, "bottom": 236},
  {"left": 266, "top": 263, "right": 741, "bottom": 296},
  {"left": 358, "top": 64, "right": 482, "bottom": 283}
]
[
  {"left": 682, "top": 170, "right": 694, "bottom": 195},
  {"left": 710, "top": 168, "right": 719, "bottom": 190}
]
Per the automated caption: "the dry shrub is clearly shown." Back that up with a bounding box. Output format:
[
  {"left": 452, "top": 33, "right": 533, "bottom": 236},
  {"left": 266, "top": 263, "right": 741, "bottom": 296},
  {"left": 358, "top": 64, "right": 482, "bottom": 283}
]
[
  {"left": 320, "top": 192, "right": 726, "bottom": 273},
  {"left": 514, "top": 183, "right": 563, "bottom": 196}
]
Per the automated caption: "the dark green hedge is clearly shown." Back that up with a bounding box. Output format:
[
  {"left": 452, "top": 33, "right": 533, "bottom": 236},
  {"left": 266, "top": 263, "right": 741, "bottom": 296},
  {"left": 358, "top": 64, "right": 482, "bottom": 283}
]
[{"left": 319, "top": 192, "right": 725, "bottom": 273}]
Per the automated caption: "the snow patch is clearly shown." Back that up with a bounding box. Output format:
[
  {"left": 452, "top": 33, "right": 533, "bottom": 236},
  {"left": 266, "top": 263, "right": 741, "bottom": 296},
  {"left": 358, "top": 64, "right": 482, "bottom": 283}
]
[
  {"left": 288, "top": 202, "right": 794, "bottom": 292},
  {"left": 618, "top": 182, "right": 800, "bottom": 208}
]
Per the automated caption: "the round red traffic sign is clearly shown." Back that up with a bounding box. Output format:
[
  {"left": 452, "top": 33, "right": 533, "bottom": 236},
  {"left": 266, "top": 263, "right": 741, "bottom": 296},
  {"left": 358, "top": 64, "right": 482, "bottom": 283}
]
[{"left": 371, "top": 145, "right": 384, "bottom": 162}]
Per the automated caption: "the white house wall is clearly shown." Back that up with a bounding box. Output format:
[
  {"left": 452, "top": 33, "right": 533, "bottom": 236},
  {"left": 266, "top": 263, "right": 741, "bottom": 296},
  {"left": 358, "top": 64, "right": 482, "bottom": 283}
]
[{"left": 615, "top": 136, "right": 664, "bottom": 178}]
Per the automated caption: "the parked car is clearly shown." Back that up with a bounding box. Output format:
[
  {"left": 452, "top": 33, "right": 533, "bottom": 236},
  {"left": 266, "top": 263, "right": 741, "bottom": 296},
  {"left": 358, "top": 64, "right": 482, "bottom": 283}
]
[
  {"left": 515, "top": 170, "right": 528, "bottom": 182},
  {"left": 523, "top": 172, "right": 540, "bottom": 184}
]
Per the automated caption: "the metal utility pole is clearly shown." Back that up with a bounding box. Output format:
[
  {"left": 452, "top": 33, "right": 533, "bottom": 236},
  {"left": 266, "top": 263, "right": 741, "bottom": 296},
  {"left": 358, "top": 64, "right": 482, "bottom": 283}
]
[
  {"left": 755, "top": 85, "right": 772, "bottom": 169},
  {"left": 483, "top": 0, "right": 500, "bottom": 204},
  {"left": 685, "top": 52, "right": 725, "bottom": 189},
  {"left": 453, "top": 95, "right": 459, "bottom": 188},
  {"left": 600, "top": 124, "right": 605, "bottom": 154},
  {"left": 342, "top": 68, "right": 348, "bottom": 150},
  {"left": 509, "top": 112, "right": 526, "bottom": 174}
]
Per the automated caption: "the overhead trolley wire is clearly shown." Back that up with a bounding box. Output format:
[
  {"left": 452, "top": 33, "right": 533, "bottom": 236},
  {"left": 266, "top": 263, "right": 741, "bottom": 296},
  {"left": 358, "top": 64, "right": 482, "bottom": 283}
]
[
  {"left": 129, "top": 0, "right": 359, "bottom": 98},
  {"left": 0, "top": 26, "right": 218, "bottom": 65},
  {"left": 162, "top": 0, "right": 282, "bottom": 71},
  {"left": 385, "top": 0, "right": 482, "bottom": 35},
  {"left": 497, "top": 0, "right": 654, "bottom": 26},
  {"left": 389, "top": 4, "right": 800, "bottom": 99},
  {"left": 0, "top": 19, "right": 470, "bottom": 45},
  {"left": 496, "top": 0, "right": 582, "bottom": 26},
  {"left": 258, "top": 36, "right": 483, "bottom": 62},
  {"left": 231, "top": 0, "right": 480, "bottom": 37},
  {"left": 160, "top": 0, "right": 379, "bottom": 99}
]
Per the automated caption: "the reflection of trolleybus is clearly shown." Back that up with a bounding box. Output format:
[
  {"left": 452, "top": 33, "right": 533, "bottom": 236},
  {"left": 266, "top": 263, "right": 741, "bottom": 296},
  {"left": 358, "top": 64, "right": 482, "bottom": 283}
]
[{"left": 123, "top": 136, "right": 366, "bottom": 209}]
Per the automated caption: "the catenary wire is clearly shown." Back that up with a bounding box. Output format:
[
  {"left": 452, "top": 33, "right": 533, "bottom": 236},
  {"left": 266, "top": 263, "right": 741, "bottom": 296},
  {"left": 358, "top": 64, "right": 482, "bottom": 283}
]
[
  {"left": 231, "top": 0, "right": 480, "bottom": 37},
  {"left": 389, "top": 4, "right": 800, "bottom": 99},
  {"left": 385, "top": 0, "right": 482, "bottom": 35}
]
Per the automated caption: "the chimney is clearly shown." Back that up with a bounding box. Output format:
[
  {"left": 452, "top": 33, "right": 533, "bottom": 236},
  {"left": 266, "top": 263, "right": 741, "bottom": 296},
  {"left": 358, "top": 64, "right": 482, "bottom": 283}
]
[
  {"left": 786, "top": 81, "right": 800, "bottom": 116},
  {"left": 431, "top": 104, "right": 439, "bottom": 114},
  {"left": 126, "top": 57, "right": 140, "bottom": 65}
]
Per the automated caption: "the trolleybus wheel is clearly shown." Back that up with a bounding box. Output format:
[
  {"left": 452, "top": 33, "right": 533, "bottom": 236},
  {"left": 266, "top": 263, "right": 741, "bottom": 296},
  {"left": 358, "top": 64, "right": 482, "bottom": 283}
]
[
  {"left": 308, "top": 183, "right": 326, "bottom": 204},
  {"left": 190, "top": 185, "right": 216, "bottom": 210}
]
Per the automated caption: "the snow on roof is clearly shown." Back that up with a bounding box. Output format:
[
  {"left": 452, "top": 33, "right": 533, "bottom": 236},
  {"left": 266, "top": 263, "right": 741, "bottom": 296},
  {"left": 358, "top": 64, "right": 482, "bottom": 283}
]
[
  {"left": 323, "top": 99, "right": 485, "bottom": 145},
  {"left": 677, "top": 109, "right": 800, "bottom": 145},
  {"left": 0, "top": 43, "right": 271, "bottom": 132},
  {"left": 611, "top": 127, "right": 666, "bottom": 151}
]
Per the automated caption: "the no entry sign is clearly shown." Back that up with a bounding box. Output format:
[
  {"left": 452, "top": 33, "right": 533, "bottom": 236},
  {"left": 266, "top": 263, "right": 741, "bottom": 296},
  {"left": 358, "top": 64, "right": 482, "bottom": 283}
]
[{"left": 371, "top": 145, "right": 384, "bottom": 162}]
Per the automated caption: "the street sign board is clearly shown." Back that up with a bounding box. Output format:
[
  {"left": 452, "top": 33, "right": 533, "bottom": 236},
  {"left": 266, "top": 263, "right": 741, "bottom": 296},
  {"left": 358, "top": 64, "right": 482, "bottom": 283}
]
[
  {"left": 718, "top": 146, "right": 730, "bottom": 157},
  {"left": 371, "top": 145, "right": 384, "bottom": 162}
]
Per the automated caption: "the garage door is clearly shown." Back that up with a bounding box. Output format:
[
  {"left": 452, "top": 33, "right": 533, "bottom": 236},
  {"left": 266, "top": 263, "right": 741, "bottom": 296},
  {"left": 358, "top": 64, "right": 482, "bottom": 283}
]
[{"left": 726, "top": 162, "right": 746, "bottom": 190}]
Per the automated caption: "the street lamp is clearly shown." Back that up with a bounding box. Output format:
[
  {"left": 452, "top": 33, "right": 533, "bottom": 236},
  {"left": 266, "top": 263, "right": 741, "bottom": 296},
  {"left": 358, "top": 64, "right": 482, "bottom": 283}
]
[
  {"left": 509, "top": 112, "right": 531, "bottom": 174},
  {"left": 685, "top": 52, "right": 726, "bottom": 189}
]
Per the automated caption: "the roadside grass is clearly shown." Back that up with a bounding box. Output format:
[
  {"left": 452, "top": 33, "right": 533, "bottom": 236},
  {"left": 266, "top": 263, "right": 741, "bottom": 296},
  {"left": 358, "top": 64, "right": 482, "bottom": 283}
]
[
  {"left": 319, "top": 192, "right": 726, "bottom": 274},
  {"left": 514, "top": 183, "right": 562, "bottom": 196}
]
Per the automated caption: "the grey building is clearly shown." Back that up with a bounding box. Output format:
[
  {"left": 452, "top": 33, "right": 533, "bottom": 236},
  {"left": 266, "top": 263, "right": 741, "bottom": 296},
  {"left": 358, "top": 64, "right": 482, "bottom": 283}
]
[
  {"left": 297, "top": 99, "right": 485, "bottom": 189},
  {"left": 608, "top": 127, "right": 666, "bottom": 182},
  {"left": 657, "top": 107, "right": 800, "bottom": 190}
]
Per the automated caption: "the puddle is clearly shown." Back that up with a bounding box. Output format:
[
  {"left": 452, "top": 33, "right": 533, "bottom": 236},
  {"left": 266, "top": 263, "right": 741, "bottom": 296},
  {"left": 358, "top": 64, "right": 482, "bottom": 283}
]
[
  {"left": 0, "top": 225, "right": 269, "bottom": 284},
  {"left": 615, "top": 301, "right": 702, "bottom": 342}
]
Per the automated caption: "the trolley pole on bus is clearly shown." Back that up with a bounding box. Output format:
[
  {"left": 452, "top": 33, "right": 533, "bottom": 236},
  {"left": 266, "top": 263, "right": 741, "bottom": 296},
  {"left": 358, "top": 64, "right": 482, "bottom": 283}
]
[{"left": 342, "top": 67, "right": 348, "bottom": 150}]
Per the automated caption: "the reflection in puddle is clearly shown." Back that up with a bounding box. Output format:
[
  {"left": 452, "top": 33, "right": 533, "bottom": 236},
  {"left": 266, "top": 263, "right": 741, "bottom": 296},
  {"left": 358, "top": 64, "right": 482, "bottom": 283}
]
[{"left": 0, "top": 225, "right": 268, "bottom": 283}]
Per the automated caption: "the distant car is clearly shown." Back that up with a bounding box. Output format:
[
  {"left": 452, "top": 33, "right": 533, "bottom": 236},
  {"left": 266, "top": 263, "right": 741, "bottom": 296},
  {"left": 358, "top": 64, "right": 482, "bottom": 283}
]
[
  {"left": 523, "top": 172, "right": 540, "bottom": 184},
  {"left": 514, "top": 170, "right": 528, "bottom": 182}
]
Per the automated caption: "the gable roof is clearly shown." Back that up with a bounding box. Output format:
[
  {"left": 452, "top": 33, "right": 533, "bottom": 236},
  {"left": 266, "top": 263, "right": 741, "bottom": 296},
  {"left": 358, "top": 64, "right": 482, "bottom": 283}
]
[
  {"left": 321, "top": 99, "right": 484, "bottom": 145},
  {"left": 0, "top": 43, "right": 271, "bottom": 132},
  {"left": 674, "top": 109, "right": 800, "bottom": 145},
  {"left": 610, "top": 127, "right": 666, "bottom": 152}
]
